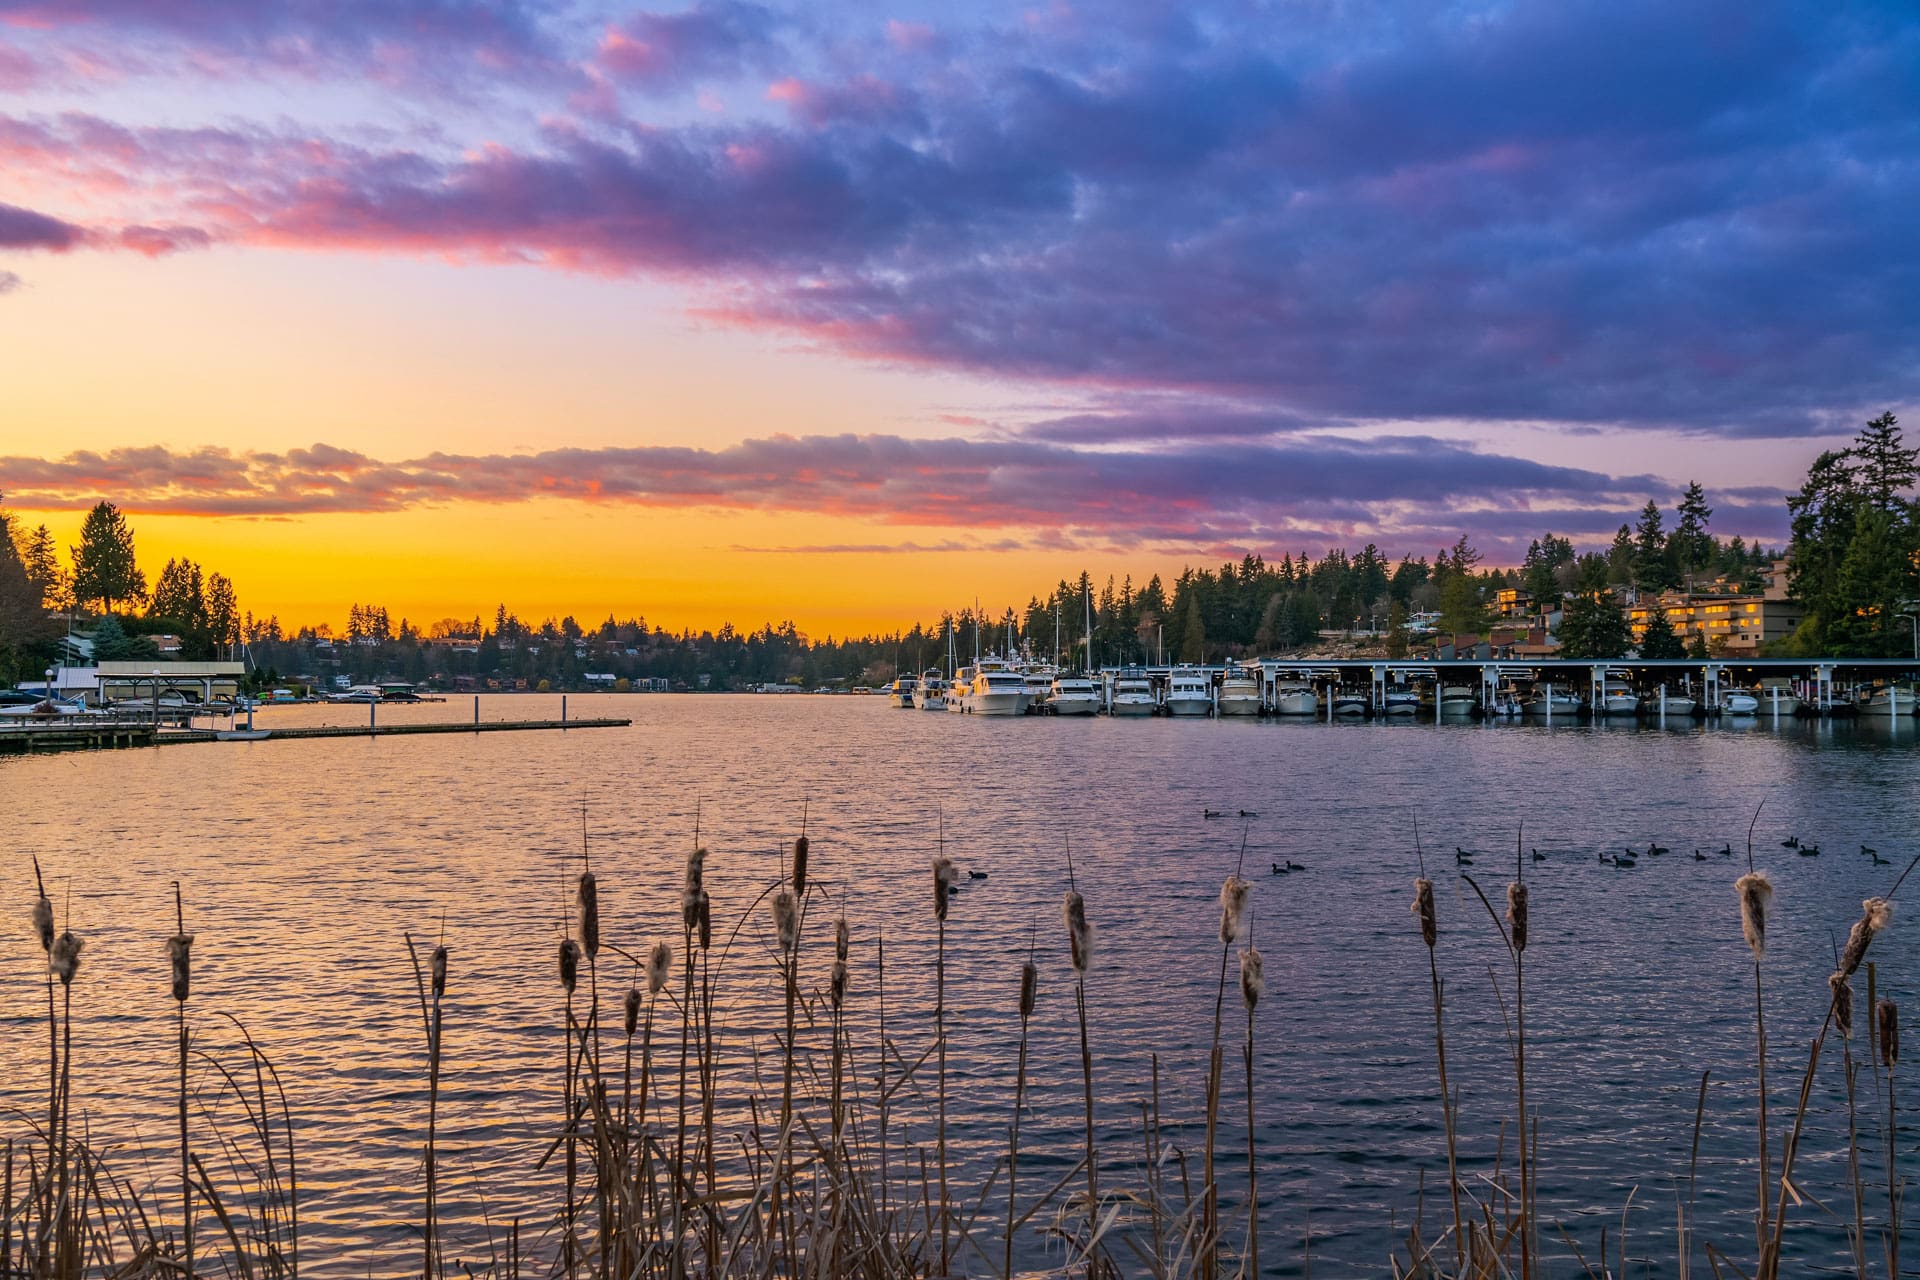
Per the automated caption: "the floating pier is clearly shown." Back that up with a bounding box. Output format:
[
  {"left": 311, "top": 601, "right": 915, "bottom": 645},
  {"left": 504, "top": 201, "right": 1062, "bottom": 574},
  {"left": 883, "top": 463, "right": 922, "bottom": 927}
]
[{"left": 0, "top": 716, "right": 631, "bottom": 754}]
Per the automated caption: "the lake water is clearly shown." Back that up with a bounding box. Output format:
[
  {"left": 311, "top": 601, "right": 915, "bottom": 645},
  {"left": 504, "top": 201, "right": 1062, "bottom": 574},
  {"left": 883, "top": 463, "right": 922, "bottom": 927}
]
[{"left": 4, "top": 695, "right": 1919, "bottom": 1276}]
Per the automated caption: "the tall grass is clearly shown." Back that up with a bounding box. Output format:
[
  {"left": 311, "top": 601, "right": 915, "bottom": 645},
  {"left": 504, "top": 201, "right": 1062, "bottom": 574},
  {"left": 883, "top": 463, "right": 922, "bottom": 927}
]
[{"left": 8, "top": 824, "right": 1915, "bottom": 1280}]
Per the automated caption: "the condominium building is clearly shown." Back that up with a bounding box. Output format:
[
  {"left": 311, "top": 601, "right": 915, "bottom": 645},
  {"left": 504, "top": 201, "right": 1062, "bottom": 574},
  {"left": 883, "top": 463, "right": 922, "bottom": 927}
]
[{"left": 1626, "top": 561, "right": 1802, "bottom": 655}]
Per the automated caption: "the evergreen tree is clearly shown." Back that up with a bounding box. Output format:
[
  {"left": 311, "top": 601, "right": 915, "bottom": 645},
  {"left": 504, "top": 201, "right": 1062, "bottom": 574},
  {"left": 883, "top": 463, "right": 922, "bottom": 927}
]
[
  {"left": 1384, "top": 600, "right": 1410, "bottom": 659},
  {"left": 1633, "top": 500, "right": 1673, "bottom": 593},
  {"left": 1672, "top": 482, "right": 1713, "bottom": 589},
  {"left": 71, "top": 500, "right": 146, "bottom": 616},
  {"left": 1606, "top": 524, "right": 1636, "bottom": 585},
  {"left": 1855, "top": 411, "right": 1917, "bottom": 509},
  {"left": 1558, "top": 588, "right": 1632, "bottom": 659},
  {"left": 1179, "top": 595, "right": 1206, "bottom": 662},
  {"left": 1784, "top": 411, "right": 1920, "bottom": 656},
  {"left": 1637, "top": 609, "right": 1686, "bottom": 659}
]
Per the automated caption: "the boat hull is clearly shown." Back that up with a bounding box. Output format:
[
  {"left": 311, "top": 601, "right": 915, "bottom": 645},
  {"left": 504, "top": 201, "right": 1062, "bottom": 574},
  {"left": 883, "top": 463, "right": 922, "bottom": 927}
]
[
  {"left": 1108, "top": 697, "right": 1157, "bottom": 717},
  {"left": 1272, "top": 691, "right": 1319, "bottom": 716},
  {"left": 1216, "top": 694, "right": 1261, "bottom": 716},
  {"left": 1164, "top": 697, "right": 1212, "bottom": 717},
  {"left": 1048, "top": 696, "right": 1101, "bottom": 716},
  {"left": 1522, "top": 697, "right": 1582, "bottom": 720},
  {"left": 966, "top": 692, "right": 1026, "bottom": 716},
  {"left": 1719, "top": 695, "right": 1759, "bottom": 716}
]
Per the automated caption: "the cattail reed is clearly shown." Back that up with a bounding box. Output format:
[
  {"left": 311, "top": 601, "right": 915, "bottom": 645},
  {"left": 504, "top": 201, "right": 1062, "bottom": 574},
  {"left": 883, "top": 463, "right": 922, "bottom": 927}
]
[
  {"left": 1839, "top": 898, "right": 1893, "bottom": 977},
  {"left": 1007, "top": 954, "right": 1038, "bottom": 1280},
  {"left": 51, "top": 931, "right": 81, "bottom": 985},
  {"left": 647, "top": 941, "right": 671, "bottom": 994},
  {"left": 932, "top": 853, "right": 958, "bottom": 1275},
  {"left": 430, "top": 945, "right": 447, "bottom": 1001},
  {"left": 558, "top": 935, "right": 580, "bottom": 1280},
  {"left": 32, "top": 890, "right": 53, "bottom": 954},
  {"left": 1880, "top": 999, "right": 1900, "bottom": 1069},
  {"left": 1241, "top": 944, "right": 1264, "bottom": 1280},
  {"left": 1737, "top": 869, "right": 1774, "bottom": 1255},
  {"left": 171, "top": 885, "right": 193, "bottom": 1280},
  {"left": 623, "top": 986, "right": 641, "bottom": 1039},
  {"left": 1220, "top": 874, "right": 1250, "bottom": 944},
  {"left": 167, "top": 932, "right": 193, "bottom": 1003},
  {"left": 792, "top": 834, "right": 809, "bottom": 898},
  {"left": 1413, "top": 872, "right": 1461, "bottom": 1269},
  {"left": 1063, "top": 885, "right": 1099, "bottom": 1273},
  {"left": 1737, "top": 872, "right": 1772, "bottom": 960},
  {"left": 1506, "top": 881, "right": 1529, "bottom": 953},
  {"left": 831, "top": 917, "right": 849, "bottom": 1010},
  {"left": 559, "top": 938, "right": 580, "bottom": 994},
  {"left": 1880, "top": 996, "right": 1900, "bottom": 1280},
  {"left": 1832, "top": 973, "right": 1855, "bottom": 1039},
  {"left": 772, "top": 890, "right": 798, "bottom": 955},
  {"left": 577, "top": 872, "right": 599, "bottom": 960}
]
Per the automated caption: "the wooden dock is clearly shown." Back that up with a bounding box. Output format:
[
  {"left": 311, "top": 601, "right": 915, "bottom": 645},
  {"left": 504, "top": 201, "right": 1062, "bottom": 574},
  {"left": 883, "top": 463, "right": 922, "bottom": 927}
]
[{"left": 0, "top": 717, "right": 630, "bottom": 754}]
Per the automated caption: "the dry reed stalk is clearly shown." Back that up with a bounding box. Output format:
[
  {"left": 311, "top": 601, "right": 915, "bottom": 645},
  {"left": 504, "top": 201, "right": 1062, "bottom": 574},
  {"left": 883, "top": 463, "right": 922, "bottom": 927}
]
[
  {"left": 1206, "top": 871, "right": 1251, "bottom": 1276},
  {"left": 1411, "top": 872, "right": 1462, "bottom": 1274},
  {"left": 1506, "top": 871, "right": 1532, "bottom": 1280},
  {"left": 1736, "top": 867, "right": 1773, "bottom": 1257},
  {"left": 51, "top": 924, "right": 81, "bottom": 1269},
  {"left": 1241, "top": 945, "right": 1264, "bottom": 1280},
  {"left": 673, "top": 847, "right": 707, "bottom": 1280},
  {"left": 1062, "top": 884, "right": 1098, "bottom": 1275},
  {"left": 560, "top": 935, "right": 582, "bottom": 1280},
  {"left": 1007, "top": 951, "right": 1037, "bottom": 1280},
  {"left": 1834, "top": 966, "right": 1867, "bottom": 1280},
  {"left": 933, "top": 853, "right": 958, "bottom": 1276},
  {"left": 31, "top": 857, "right": 55, "bottom": 1261},
  {"left": 170, "top": 882, "right": 195, "bottom": 1280},
  {"left": 1881, "top": 996, "right": 1900, "bottom": 1280},
  {"left": 772, "top": 879, "right": 802, "bottom": 1280}
]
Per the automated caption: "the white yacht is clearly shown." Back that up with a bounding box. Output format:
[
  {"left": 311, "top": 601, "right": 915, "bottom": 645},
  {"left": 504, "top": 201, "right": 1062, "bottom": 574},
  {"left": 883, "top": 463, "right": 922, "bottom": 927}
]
[
  {"left": 1596, "top": 676, "right": 1640, "bottom": 718},
  {"left": 1756, "top": 685, "right": 1803, "bottom": 716},
  {"left": 963, "top": 661, "right": 1028, "bottom": 716},
  {"left": 1217, "top": 671, "right": 1261, "bottom": 716},
  {"left": 1522, "top": 687, "right": 1583, "bottom": 720},
  {"left": 1719, "top": 688, "right": 1760, "bottom": 716},
  {"left": 888, "top": 673, "right": 919, "bottom": 708},
  {"left": 1271, "top": 681, "right": 1319, "bottom": 716},
  {"left": 1047, "top": 674, "right": 1102, "bottom": 716},
  {"left": 946, "top": 664, "right": 974, "bottom": 712},
  {"left": 913, "top": 669, "right": 947, "bottom": 711},
  {"left": 1649, "top": 690, "right": 1697, "bottom": 717},
  {"left": 1381, "top": 685, "right": 1420, "bottom": 717},
  {"left": 1108, "top": 671, "right": 1157, "bottom": 717},
  {"left": 1163, "top": 667, "right": 1214, "bottom": 717},
  {"left": 1436, "top": 685, "right": 1478, "bottom": 719}
]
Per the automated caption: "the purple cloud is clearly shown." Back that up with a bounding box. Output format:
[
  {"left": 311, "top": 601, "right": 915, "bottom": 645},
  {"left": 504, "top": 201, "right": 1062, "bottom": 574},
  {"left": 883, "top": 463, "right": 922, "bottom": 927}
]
[
  {"left": 0, "top": 433, "right": 1785, "bottom": 559},
  {"left": 593, "top": 1, "right": 784, "bottom": 91},
  {"left": 0, "top": 200, "right": 84, "bottom": 249}
]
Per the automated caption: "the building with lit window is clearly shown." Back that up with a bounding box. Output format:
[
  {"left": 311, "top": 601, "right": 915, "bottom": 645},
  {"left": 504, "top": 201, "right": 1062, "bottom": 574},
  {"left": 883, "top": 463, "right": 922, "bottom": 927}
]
[{"left": 1626, "top": 561, "right": 1802, "bottom": 655}]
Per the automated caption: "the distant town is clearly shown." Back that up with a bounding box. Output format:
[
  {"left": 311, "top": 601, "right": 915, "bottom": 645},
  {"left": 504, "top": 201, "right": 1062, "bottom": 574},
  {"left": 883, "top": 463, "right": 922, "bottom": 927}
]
[{"left": 1, "top": 412, "right": 1914, "bottom": 698}]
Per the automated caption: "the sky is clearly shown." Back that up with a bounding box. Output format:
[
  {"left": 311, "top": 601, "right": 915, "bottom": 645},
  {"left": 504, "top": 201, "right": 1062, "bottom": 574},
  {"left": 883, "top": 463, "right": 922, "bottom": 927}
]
[{"left": 0, "top": 0, "right": 1915, "bottom": 635}]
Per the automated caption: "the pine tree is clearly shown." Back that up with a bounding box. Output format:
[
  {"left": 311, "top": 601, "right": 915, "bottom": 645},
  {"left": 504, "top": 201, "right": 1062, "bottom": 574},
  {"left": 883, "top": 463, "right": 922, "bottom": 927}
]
[
  {"left": 1633, "top": 500, "right": 1673, "bottom": 593},
  {"left": 70, "top": 500, "right": 146, "bottom": 616},
  {"left": 1672, "top": 482, "right": 1713, "bottom": 590},
  {"left": 1637, "top": 608, "right": 1686, "bottom": 659},
  {"left": 1854, "top": 411, "right": 1917, "bottom": 510}
]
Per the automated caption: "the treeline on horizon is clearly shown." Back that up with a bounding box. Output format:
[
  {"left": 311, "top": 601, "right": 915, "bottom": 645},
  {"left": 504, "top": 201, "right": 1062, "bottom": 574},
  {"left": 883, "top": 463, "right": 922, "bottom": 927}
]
[{"left": 2, "top": 412, "right": 1915, "bottom": 688}]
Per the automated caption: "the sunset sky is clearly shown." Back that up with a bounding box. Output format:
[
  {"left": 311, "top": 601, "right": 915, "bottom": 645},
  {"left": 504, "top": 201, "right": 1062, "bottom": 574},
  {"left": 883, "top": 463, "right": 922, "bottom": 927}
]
[{"left": 1, "top": 1, "right": 1914, "bottom": 635}]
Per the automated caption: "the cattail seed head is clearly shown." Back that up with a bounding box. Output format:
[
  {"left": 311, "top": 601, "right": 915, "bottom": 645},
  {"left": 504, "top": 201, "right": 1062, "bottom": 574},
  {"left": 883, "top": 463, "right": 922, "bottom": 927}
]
[
  {"left": 1830, "top": 972, "right": 1854, "bottom": 1038},
  {"left": 792, "top": 835, "right": 810, "bottom": 898},
  {"left": 576, "top": 872, "right": 600, "bottom": 960},
  {"left": 1412, "top": 877, "right": 1437, "bottom": 949},
  {"left": 697, "top": 893, "right": 711, "bottom": 949},
  {"left": 830, "top": 959, "right": 848, "bottom": 1010},
  {"left": 1063, "top": 889, "right": 1093, "bottom": 974},
  {"left": 558, "top": 938, "right": 580, "bottom": 994},
  {"left": 624, "top": 986, "right": 641, "bottom": 1038},
  {"left": 933, "top": 857, "right": 958, "bottom": 922},
  {"left": 1878, "top": 999, "right": 1899, "bottom": 1068},
  {"left": 1736, "top": 872, "right": 1772, "bottom": 961},
  {"left": 647, "top": 940, "right": 672, "bottom": 993},
  {"left": 166, "top": 933, "right": 194, "bottom": 1003},
  {"left": 1839, "top": 899, "right": 1891, "bottom": 977},
  {"left": 1219, "top": 875, "right": 1251, "bottom": 944},
  {"left": 51, "top": 930, "right": 82, "bottom": 985},
  {"left": 684, "top": 847, "right": 706, "bottom": 896},
  {"left": 1505, "top": 881, "right": 1529, "bottom": 953},
  {"left": 431, "top": 945, "right": 447, "bottom": 1000},
  {"left": 834, "top": 916, "right": 849, "bottom": 963},
  {"left": 1240, "top": 946, "right": 1264, "bottom": 1012},
  {"left": 1019, "top": 959, "right": 1037, "bottom": 1018},
  {"left": 31, "top": 892, "right": 53, "bottom": 953},
  {"left": 772, "top": 890, "right": 798, "bottom": 955}
]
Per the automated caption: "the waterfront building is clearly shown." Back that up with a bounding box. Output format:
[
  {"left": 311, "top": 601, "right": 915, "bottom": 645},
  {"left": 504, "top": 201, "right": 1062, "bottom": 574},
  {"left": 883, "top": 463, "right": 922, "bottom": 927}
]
[{"left": 1627, "top": 560, "right": 1802, "bottom": 655}]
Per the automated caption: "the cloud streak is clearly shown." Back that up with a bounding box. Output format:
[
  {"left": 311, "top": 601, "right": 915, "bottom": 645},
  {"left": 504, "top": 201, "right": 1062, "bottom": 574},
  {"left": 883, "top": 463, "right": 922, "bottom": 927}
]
[{"left": 0, "top": 435, "right": 1789, "bottom": 557}]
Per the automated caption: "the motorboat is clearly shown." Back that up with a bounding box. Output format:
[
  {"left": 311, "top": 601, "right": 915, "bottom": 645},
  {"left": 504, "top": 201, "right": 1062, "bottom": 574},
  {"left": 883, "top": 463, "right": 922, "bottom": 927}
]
[
  {"left": 1755, "top": 685, "right": 1803, "bottom": 716},
  {"left": 888, "top": 674, "right": 918, "bottom": 708},
  {"left": 946, "top": 665, "right": 974, "bottom": 712},
  {"left": 913, "top": 670, "right": 947, "bottom": 710},
  {"left": 1718, "top": 688, "right": 1760, "bottom": 716},
  {"left": 1647, "top": 691, "right": 1698, "bottom": 717},
  {"left": 1861, "top": 685, "right": 1917, "bottom": 716},
  {"left": 962, "top": 661, "right": 1027, "bottom": 716},
  {"left": 1380, "top": 685, "right": 1420, "bottom": 717},
  {"left": 1271, "top": 681, "right": 1319, "bottom": 716},
  {"left": 1047, "top": 675, "right": 1102, "bottom": 716},
  {"left": 1436, "top": 685, "right": 1478, "bottom": 719},
  {"left": 1108, "top": 671, "right": 1158, "bottom": 717},
  {"left": 1021, "top": 667, "right": 1056, "bottom": 714},
  {"left": 1522, "top": 688, "right": 1583, "bottom": 720},
  {"left": 1163, "top": 667, "right": 1214, "bottom": 717},
  {"left": 1331, "top": 690, "right": 1369, "bottom": 717},
  {"left": 1216, "top": 672, "right": 1261, "bottom": 716},
  {"left": 1596, "top": 676, "right": 1640, "bottom": 718}
]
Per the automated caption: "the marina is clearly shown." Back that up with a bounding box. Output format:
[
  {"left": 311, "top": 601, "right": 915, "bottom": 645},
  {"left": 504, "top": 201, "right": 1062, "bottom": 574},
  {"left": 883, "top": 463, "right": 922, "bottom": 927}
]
[{"left": 905, "top": 656, "right": 1920, "bottom": 720}]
